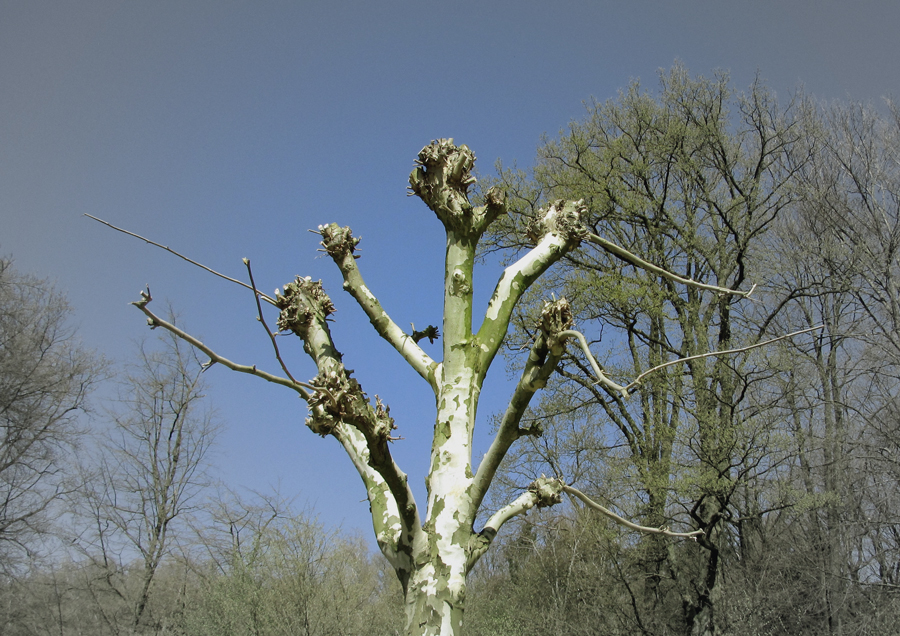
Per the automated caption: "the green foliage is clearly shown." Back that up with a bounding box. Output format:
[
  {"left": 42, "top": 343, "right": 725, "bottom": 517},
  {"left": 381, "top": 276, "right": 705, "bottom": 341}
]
[
  {"left": 469, "top": 65, "right": 900, "bottom": 636},
  {"left": 480, "top": 64, "right": 828, "bottom": 633}
]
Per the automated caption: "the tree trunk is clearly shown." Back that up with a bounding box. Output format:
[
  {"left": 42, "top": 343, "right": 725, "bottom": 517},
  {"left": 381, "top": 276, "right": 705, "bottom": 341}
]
[{"left": 404, "top": 558, "right": 467, "bottom": 636}]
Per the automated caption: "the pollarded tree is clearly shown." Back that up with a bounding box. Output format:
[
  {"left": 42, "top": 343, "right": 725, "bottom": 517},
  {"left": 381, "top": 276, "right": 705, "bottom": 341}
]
[{"left": 95, "top": 137, "right": 770, "bottom": 636}]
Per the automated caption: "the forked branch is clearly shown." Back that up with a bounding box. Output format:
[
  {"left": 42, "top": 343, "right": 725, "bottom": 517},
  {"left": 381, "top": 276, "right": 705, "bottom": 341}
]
[
  {"left": 558, "top": 329, "right": 629, "bottom": 397},
  {"left": 624, "top": 325, "right": 825, "bottom": 391},
  {"left": 563, "top": 325, "right": 825, "bottom": 398},
  {"left": 132, "top": 288, "right": 311, "bottom": 399}
]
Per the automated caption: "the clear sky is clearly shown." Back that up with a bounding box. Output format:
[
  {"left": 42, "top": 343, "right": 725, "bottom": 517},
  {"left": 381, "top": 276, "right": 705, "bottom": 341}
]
[{"left": 3, "top": 0, "right": 899, "bottom": 538}]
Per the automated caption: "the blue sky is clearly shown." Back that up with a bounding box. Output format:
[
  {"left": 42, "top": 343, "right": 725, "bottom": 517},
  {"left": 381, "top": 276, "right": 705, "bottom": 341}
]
[{"left": 3, "top": 0, "right": 899, "bottom": 537}]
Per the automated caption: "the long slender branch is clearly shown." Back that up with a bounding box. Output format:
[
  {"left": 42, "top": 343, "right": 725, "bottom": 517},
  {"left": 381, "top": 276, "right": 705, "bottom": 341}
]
[
  {"left": 243, "top": 258, "right": 297, "bottom": 384},
  {"left": 132, "top": 289, "right": 310, "bottom": 398},
  {"left": 563, "top": 485, "right": 704, "bottom": 539},
  {"left": 85, "top": 214, "right": 277, "bottom": 305},
  {"left": 560, "top": 325, "right": 825, "bottom": 398},
  {"left": 624, "top": 325, "right": 825, "bottom": 392},
  {"left": 586, "top": 232, "right": 756, "bottom": 298},
  {"left": 470, "top": 331, "right": 562, "bottom": 514}
]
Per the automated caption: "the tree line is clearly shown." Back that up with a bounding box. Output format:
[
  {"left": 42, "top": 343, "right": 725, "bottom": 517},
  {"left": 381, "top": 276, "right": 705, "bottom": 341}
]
[{"left": 3, "top": 65, "right": 899, "bottom": 634}]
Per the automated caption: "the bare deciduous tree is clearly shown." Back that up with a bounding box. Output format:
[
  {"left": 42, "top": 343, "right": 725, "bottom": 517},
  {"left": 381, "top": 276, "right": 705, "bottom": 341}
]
[
  {"left": 185, "top": 490, "right": 402, "bottom": 636},
  {"left": 73, "top": 329, "right": 217, "bottom": 633},
  {"left": 0, "top": 258, "right": 99, "bottom": 570}
]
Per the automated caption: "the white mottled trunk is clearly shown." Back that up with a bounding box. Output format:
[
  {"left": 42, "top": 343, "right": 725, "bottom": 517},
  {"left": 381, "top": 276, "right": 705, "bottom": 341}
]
[
  {"left": 403, "top": 553, "right": 467, "bottom": 636},
  {"left": 404, "top": 359, "right": 477, "bottom": 636}
]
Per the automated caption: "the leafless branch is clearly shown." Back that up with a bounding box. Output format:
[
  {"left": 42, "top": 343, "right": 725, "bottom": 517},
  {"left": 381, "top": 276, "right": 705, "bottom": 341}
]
[
  {"left": 243, "top": 258, "right": 298, "bottom": 384},
  {"left": 470, "top": 329, "right": 565, "bottom": 514},
  {"left": 481, "top": 491, "right": 541, "bottom": 535},
  {"left": 85, "top": 214, "right": 277, "bottom": 305},
  {"left": 316, "top": 223, "right": 438, "bottom": 389},
  {"left": 560, "top": 325, "right": 825, "bottom": 398},
  {"left": 131, "top": 287, "right": 311, "bottom": 399},
  {"left": 563, "top": 485, "right": 705, "bottom": 539},
  {"left": 624, "top": 325, "right": 825, "bottom": 392},
  {"left": 587, "top": 232, "right": 756, "bottom": 298}
]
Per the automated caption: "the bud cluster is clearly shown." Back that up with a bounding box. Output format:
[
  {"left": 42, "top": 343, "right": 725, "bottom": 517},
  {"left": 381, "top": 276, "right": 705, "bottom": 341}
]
[
  {"left": 528, "top": 476, "right": 564, "bottom": 508},
  {"left": 525, "top": 199, "right": 588, "bottom": 246},
  {"left": 319, "top": 223, "right": 361, "bottom": 260},
  {"left": 306, "top": 364, "right": 355, "bottom": 436},
  {"left": 275, "top": 277, "right": 335, "bottom": 336},
  {"left": 305, "top": 364, "right": 397, "bottom": 446},
  {"left": 540, "top": 297, "right": 574, "bottom": 337},
  {"left": 408, "top": 138, "right": 476, "bottom": 227}
]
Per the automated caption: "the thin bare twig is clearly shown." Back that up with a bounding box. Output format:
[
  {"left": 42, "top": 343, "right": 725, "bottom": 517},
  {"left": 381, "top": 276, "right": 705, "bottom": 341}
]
[
  {"left": 624, "top": 325, "right": 825, "bottom": 392},
  {"left": 563, "top": 485, "right": 705, "bottom": 539},
  {"left": 132, "top": 287, "right": 310, "bottom": 399},
  {"left": 85, "top": 214, "right": 277, "bottom": 305},
  {"left": 559, "top": 325, "right": 825, "bottom": 398},
  {"left": 243, "top": 258, "right": 297, "bottom": 384}
]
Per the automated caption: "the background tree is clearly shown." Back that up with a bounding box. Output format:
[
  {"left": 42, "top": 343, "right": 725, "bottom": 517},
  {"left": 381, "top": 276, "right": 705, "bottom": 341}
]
[
  {"left": 0, "top": 257, "right": 99, "bottom": 571},
  {"left": 71, "top": 328, "right": 218, "bottom": 634},
  {"left": 721, "top": 97, "right": 900, "bottom": 635},
  {"left": 0, "top": 493, "right": 400, "bottom": 636},
  {"left": 185, "top": 490, "right": 402, "bottom": 636},
  {"left": 480, "top": 65, "right": 808, "bottom": 634},
  {"left": 464, "top": 79, "right": 900, "bottom": 636}
]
